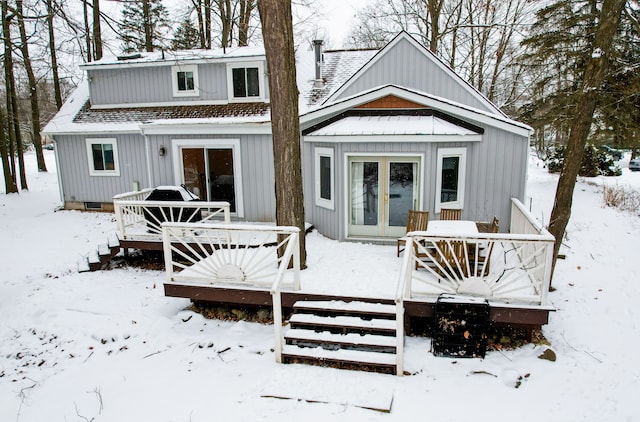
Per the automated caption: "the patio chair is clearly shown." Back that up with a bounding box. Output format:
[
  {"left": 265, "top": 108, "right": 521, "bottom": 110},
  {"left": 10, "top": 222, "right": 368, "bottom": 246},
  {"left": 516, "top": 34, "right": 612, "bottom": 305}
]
[
  {"left": 397, "top": 210, "right": 429, "bottom": 257},
  {"left": 476, "top": 216, "right": 499, "bottom": 233},
  {"left": 440, "top": 208, "right": 461, "bottom": 220}
]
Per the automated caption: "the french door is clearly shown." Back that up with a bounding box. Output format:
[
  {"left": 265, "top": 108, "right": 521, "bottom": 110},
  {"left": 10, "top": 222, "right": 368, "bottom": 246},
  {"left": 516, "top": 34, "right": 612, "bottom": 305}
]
[
  {"left": 181, "top": 147, "right": 236, "bottom": 212},
  {"left": 348, "top": 156, "right": 421, "bottom": 238}
]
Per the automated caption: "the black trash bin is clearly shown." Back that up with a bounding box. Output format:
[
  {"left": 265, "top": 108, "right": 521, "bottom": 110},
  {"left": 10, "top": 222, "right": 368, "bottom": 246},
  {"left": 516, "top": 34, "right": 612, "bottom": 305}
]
[{"left": 143, "top": 186, "right": 202, "bottom": 231}]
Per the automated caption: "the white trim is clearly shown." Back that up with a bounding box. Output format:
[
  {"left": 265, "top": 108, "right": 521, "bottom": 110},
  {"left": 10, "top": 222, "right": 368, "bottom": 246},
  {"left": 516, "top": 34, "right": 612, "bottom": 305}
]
[
  {"left": 302, "top": 85, "right": 532, "bottom": 138},
  {"left": 90, "top": 99, "right": 229, "bottom": 109},
  {"left": 171, "top": 64, "right": 200, "bottom": 97},
  {"left": 140, "top": 122, "right": 271, "bottom": 135},
  {"left": 435, "top": 147, "right": 466, "bottom": 213},
  {"left": 226, "top": 61, "right": 265, "bottom": 102},
  {"left": 314, "top": 147, "right": 334, "bottom": 210},
  {"left": 304, "top": 134, "right": 482, "bottom": 143},
  {"left": 325, "top": 32, "right": 505, "bottom": 117},
  {"left": 171, "top": 139, "right": 244, "bottom": 218},
  {"left": 85, "top": 138, "right": 120, "bottom": 177}
]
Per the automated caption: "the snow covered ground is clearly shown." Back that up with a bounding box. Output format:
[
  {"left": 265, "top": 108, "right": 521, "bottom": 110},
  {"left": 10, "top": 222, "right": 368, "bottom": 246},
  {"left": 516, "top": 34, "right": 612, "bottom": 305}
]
[{"left": 1, "top": 150, "right": 639, "bottom": 421}]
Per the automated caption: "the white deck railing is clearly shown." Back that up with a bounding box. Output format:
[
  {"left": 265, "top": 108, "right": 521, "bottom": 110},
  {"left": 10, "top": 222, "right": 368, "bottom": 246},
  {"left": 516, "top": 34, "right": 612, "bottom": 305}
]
[
  {"left": 113, "top": 189, "right": 231, "bottom": 241},
  {"left": 161, "top": 223, "right": 301, "bottom": 363},
  {"left": 397, "top": 198, "right": 555, "bottom": 308}
]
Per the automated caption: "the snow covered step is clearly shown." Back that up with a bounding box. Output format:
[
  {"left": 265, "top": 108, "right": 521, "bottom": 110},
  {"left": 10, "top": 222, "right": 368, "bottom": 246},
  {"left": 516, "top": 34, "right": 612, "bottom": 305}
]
[
  {"left": 78, "top": 258, "right": 91, "bottom": 273},
  {"left": 288, "top": 313, "right": 397, "bottom": 335},
  {"left": 282, "top": 344, "right": 397, "bottom": 372},
  {"left": 285, "top": 328, "right": 397, "bottom": 353},
  {"left": 293, "top": 300, "right": 396, "bottom": 318}
]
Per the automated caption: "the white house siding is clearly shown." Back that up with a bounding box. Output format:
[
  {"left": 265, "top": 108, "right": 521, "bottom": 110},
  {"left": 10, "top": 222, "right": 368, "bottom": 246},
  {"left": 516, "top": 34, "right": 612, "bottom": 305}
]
[
  {"left": 88, "top": 64, "right": 229, "bottom": 106},
  {"left": 55, "top": 133, "right": 149, "bottom": 205},
  {"left": 333, "top": 38, "right": 495, "bottom": 114},
  {"left": 147, "top": 133, "right": 276, "bottom": 222}
]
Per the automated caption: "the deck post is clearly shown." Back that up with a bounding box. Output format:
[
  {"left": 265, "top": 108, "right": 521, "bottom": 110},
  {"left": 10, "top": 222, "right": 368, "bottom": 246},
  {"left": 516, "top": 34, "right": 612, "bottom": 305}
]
[
  {"left": 395, "top": 300, "right": 404, "bottom": 376},
  {"left": 292, "top": 231, "right": 301, "bottom": 290},
  {"left": 161, "top": 225, "right": 174, "bottom": 281},
  {"left": 272, "top": 290, "right": 283, "bottom": 363}
]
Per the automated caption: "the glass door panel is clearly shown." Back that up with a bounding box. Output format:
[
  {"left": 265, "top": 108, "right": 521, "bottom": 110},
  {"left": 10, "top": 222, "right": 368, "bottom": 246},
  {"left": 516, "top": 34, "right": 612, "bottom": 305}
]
[
  {"left": 349, "top": 160, "right": 380, "bottom": 236},
  {"left": 182, "top": 148, "right": 206, "bottom": 199},
  {"left": 207, "top": 149, "right": 236, "bottom": 212},
  {"left": 386, "top": 161, "right": 418, "bottom": 237}
]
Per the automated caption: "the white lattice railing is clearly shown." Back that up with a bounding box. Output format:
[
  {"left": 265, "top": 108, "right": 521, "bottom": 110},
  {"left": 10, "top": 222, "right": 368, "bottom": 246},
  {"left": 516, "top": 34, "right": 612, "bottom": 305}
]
[
  {"left": 161, "top": 223, "right": 301, "bottom": 363},
  {"left": 113, "top": 190, "right": 231, "bottom": 241},
  {"left": 397, "top": 199, "right": 555, "bottom": 307}
]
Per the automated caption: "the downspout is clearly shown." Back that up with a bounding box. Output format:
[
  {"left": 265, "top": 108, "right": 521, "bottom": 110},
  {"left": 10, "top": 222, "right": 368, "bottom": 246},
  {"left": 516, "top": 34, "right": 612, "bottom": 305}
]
[
  {"left": 141, "top": 126, "right": 153, "bottom": 188},
  {"left": 52, "top": 138, "right": 64, "bottom": 211}
]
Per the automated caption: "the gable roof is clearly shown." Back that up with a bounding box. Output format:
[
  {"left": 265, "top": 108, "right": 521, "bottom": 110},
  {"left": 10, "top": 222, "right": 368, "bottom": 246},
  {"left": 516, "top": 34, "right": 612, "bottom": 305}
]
[
  {"left": 323, "top": 32, "right": 506, "bottom": 117},
  {"left": 301, "top": 85, "right": 532, "bottom": 138}
]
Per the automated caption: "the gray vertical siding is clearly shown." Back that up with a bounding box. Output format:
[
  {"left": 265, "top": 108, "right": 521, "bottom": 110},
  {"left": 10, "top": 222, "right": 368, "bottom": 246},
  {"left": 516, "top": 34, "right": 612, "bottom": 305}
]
[
  {"left": 54, "top": 133, "right": 149, "bottom": 203},
  {"left": 147, "top": 133, "right": 276, "bottom": 222},
  {"left": 88, "top": 61, "right": 269, "bottom": 106},
  {"left": 303, "top": 126, "right": 528, "bottom": 241},
  {"left": 334, "top": 38, "right": 494, "bottom": 114}
]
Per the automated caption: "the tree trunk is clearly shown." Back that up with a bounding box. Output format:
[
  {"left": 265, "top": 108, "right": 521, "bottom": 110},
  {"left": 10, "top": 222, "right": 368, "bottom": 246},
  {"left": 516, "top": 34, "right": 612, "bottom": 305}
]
[
  {"left": 142, "top": 0, "right": 153, "bottom": 52},
  {"left": 238, "top": 0, "right": 253, "bottom": 47},
  {"left": 257, "top": 0, "right": 306, "bottom": 269},
  {"left": 83, "top": 0, "right": 92, "bottom": 61},
  {"left": 17, "top": 0, "right": 47, "bottom": 173},
  {"left": 92, "top": 0, "right": 102, "bottom": 60},
  {"left": 2, "top": 0, "right": 27, "bottom": 190},
  {"left": 0, "top": 108, "right": 17, "bottom": 193},
  {"left": 427, "top": 0, "right": 442, "bottom": 53},
  {"left": 219, "top": 0, "right": 231, "bottom": 47},
  {"left": 46, "top": 0, "right": 63, "bottom": 109},
  {"left": 192, "top": 0, "right": 206, "bottom": 48},
  {"left": 548, "top": 0, "right": 627, "bottom": 287}
]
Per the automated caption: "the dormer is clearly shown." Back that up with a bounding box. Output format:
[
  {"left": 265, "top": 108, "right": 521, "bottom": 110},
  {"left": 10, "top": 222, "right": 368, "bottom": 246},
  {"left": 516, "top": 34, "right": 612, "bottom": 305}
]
[{"left": 81, "top": 47, "right": 269, "bottom": 109}]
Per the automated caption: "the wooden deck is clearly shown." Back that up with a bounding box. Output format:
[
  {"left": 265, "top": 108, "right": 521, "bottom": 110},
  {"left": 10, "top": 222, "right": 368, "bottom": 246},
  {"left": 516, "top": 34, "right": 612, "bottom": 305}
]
[{"left": 163, "top": 283, "right": 551, "bottom": 328}]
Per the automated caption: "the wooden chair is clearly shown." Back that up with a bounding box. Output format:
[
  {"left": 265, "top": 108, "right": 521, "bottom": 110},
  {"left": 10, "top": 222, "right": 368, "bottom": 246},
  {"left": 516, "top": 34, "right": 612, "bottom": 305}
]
[
  {"left": 476, "top": 216, "right": 499, "bottom": 233},
  {"left": 397, "top": 210, "right": 429, "bottom": 257},
  {"left": 440, "top": 208, "right": 462, "bottom": 221}
]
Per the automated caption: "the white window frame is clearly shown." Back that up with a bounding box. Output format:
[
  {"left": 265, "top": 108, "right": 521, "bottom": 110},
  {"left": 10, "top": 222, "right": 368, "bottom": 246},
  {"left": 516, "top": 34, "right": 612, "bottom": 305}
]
[
  {"left": 435, "top": 147, "right": 466, "bottom": 213},
  {"left": 85, "top": 138, "right": 120, "bottom": 177},
  {"left": 171, "top": 139, "right": 244, "bottom": 218},
  {"left": 314, "top": 147, "right": 334, "bottom": 210},
  {"left": 226, "top": 61, "right": 264, "bottom": 102},
  {"left": 171, "top": 64, "right": 199, "bottom": 97}
]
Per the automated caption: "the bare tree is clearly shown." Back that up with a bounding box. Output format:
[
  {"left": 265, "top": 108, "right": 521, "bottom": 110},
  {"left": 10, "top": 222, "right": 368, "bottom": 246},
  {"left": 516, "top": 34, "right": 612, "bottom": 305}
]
[
  {"left": 93, "top": 0, "right": 103, "bottom": 59},
  {"left": 257, "top": 0, "right": 306, "bottom": 268},
  {"left": 547, "top": 0, "right": 627, "bottom": 286},
  {"left": 0, "top": 108, "right": 17, "bottom": 193},
  {"left": 2, "top": 0, "right": 27, "bottom": 190},
  {"left": 16, "top": 0, "right": 47, "bottom": 172},
  {"left": 46, "top": 0, "right": 62, "bottom": 109}
]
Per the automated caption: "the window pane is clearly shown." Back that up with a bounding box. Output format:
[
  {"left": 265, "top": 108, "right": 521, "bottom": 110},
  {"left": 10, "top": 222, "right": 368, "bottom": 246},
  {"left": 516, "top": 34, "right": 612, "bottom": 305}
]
[
  {"left": 177, "top": 71, "right": 194, "bottom": 91},
  {"left": 232, "top": 68, "right": 246, "bottom": 97},
  {"left": 319, "top": 155, "right": 331, "bottom": 200},
  {"left": 389, "top": 162, "right": 415, "bottom": 227},
  {"left": 246, "top": 68, "right": 260, "bottom": 97},
  {"left": 441, "top": 156, "right": 459, "bottom": 202},
  {"left": 92, "top": 144, "right": 104, "bottom": 171},
  {"left": 103, "top": 144, "right": 115, "bottom": 170},
  {"left": 185, "top": 71, "right": 194, "bottom": 90}
]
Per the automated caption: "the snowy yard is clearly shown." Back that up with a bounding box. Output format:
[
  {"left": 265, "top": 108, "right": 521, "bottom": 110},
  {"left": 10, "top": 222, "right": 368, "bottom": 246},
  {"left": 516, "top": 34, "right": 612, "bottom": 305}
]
[{"left": 1, "top": 150, "right": 640, "bottom": 421}]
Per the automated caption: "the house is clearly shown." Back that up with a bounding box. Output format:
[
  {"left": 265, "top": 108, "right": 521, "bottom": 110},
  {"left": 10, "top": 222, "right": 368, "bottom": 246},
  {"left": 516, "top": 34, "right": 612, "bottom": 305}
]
[
  {"left": 44, "top": 33, "right": 554, "bottom": 373},
  {"left": 43, "top": 32, "right": 532, "bottom": 242}
]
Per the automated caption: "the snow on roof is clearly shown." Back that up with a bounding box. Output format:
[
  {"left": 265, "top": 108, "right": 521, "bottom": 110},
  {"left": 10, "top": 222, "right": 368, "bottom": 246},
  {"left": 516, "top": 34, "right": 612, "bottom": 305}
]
[
  {"left": 297, "top": 48, "right": 378, "bottom": 114},
  {"left": 305, "top": 115, "right": 480, "bottom": 136},
  {"left": 81, "top": 46, "right": 266, "bottom": 69}
]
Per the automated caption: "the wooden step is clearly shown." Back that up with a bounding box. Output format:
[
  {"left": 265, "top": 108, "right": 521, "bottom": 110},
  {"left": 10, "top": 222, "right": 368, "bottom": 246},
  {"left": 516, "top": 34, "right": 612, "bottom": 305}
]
[
  {"left": 293, "top": 300, "right": 396, "bottom": 319},
  {"left": 78, "top": 258, "right": 91, "bottom": 273},
  {"left": 282, "top": 344, "right": 397, "bottom": 374},
  {"left": 285, "top": 328, "right": 397, "bottom": 353},
  {"left": 288, "top": 313, "right": 397, "bottom": 335},
  {"left": 88, "top": 251, "right": 102, "bottom": 271}
]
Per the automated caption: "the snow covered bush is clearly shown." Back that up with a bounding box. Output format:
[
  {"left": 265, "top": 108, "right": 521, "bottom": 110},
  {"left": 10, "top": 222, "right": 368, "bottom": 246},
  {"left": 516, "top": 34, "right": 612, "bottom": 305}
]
[{"left": 544, "top": 143, "right": 622, "bottom": 176}]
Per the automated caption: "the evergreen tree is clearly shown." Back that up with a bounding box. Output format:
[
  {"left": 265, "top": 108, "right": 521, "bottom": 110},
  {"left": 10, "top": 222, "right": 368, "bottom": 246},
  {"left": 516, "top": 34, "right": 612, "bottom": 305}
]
[
  {"left": 172, "top": 17, "right": 201, "bottom": 50},
  {"left": 119, "top": 0, "right": 170, "bottom": 53},
  {"left": 520, "top": 0, "right": 640, "bottom": 152}
]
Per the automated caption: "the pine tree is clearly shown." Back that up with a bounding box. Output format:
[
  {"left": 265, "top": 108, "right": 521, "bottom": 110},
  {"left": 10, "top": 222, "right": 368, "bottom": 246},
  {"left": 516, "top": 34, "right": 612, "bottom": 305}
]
[
  {"left": 520, "top": 0, "right": 640, "bottom": 152},
  {"left": 119, "top": 0, "right": 170, "bottom": 53},
  {"left": 172, "top": 17, "right": 200, "bottom": 50}
]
